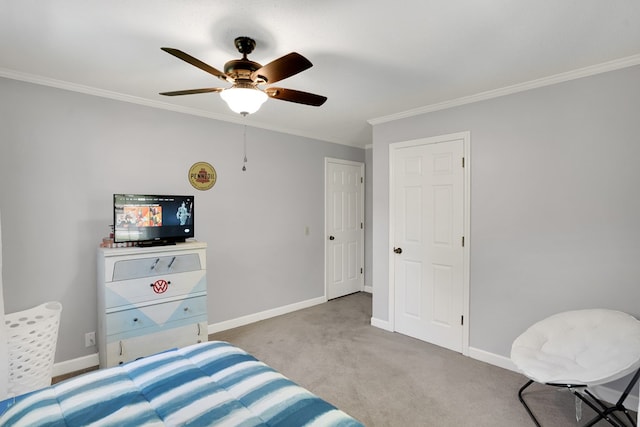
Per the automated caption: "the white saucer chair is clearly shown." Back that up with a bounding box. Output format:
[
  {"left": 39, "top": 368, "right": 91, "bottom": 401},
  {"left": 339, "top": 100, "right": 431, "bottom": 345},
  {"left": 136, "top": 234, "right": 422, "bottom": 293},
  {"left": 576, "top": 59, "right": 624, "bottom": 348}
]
[{"left": 511, "top": 309, "right": 640, "bottom": 427}]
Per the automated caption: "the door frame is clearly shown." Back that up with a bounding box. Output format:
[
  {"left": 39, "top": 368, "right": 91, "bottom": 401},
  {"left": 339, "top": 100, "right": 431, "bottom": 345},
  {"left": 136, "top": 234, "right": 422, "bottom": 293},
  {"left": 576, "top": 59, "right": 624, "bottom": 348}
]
[
  {"left": 388, "top": 131, "right": 471, "bottom": 356},
  {"left": 324, "top": 158, "right": 365, "bottom": 299}
]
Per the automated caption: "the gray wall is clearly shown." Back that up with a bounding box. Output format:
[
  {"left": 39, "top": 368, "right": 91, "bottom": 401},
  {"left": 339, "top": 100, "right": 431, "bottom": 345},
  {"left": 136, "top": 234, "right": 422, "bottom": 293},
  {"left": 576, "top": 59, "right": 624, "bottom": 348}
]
[
  {"left": 0, "top": 77, "right": 364, "bottom": 363},
  {"left": 371, "top": 64, "right": 640, "bottom": 357}
]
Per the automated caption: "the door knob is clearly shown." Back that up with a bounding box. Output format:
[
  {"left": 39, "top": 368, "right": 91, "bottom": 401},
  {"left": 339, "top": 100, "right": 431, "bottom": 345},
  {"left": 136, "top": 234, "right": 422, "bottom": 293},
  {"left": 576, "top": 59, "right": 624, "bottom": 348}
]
[
  {"left": 329, "top": 235, "right": 335, "bottom": 240},
  {"left": 393, "top": 247, "right": 403, "bottom": 254}
]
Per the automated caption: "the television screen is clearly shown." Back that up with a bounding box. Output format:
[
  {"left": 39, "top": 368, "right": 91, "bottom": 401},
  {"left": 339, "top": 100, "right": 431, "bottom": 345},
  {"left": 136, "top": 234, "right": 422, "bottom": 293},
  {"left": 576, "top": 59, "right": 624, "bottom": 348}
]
[{"left": 113, "top": 194, "right": 194, "bottom": 245}]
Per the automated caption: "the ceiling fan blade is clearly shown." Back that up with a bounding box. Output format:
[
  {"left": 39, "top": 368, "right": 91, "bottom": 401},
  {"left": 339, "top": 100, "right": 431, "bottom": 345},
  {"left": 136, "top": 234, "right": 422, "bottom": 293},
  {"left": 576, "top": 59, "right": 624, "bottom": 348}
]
[
  {"left": 161, "top": 47, "right": 230, "bottom": 82},
  {"left": 265, "top": 87, "right": 327, "bottom": 106},
  {"left": 252, "top": 52, "right": 312, "bottom": 84},
  {"left": 159, "top": 88, "right": 223, "bottom": 96}
]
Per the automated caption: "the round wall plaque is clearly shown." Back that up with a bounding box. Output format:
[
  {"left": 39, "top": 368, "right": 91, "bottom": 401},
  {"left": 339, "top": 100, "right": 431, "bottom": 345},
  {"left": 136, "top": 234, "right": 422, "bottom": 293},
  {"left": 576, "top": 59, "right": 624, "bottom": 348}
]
[{"left": 188, "top": 162, "right": 217, "bottom": 191}]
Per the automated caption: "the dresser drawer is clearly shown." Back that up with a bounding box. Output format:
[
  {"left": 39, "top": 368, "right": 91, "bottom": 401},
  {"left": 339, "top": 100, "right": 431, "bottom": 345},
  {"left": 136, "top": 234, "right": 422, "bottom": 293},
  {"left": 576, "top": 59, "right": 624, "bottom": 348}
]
[
  {"left": 105, "top": 270, "right": 205, "bottom": 309},
  {"left": 105, "top": 322, "right": 208, "bottom": 367},
  {"left": 112, "top": 253, "right": 202, "bottom": 281},
  {"left": 106, "top": 295, "right": 207, "bottom": 338}
]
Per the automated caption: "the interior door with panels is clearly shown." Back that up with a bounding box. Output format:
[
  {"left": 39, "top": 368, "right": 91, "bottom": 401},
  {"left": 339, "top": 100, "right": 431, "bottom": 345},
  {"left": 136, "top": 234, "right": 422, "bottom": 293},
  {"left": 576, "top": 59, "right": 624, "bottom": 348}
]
[
  {"left": 391, "top": 134, "right": 466, "bottom": 353},
  {"left": 325, "top": 158, "right": 365, "bottom": 300}
]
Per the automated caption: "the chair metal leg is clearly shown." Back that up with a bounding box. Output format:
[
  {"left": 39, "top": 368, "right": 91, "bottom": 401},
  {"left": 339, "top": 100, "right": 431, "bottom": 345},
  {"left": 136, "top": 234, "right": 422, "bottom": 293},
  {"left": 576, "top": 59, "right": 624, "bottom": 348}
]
[
  {"left": 518, "top": 379, "right": 541, "bottom": 427},
  {"left": 577, "top": 368, "right": 640, "bottom": 427},
  {"left": 573, "top": 389, "right": 628, "bottom": 427},
  {"left": 520, "top": 369, "right": 640, "bottom": 427}
]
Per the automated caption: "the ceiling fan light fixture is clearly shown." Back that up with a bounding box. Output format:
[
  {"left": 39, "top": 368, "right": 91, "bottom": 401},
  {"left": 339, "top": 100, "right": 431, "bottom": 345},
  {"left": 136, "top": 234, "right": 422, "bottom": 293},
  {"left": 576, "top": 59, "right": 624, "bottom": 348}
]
[
  {"left": 160, "top": 39, "right": 325, "bottom": 111},
  {"left": 220, "top": 86, "right": 268, "bottom": 115}
]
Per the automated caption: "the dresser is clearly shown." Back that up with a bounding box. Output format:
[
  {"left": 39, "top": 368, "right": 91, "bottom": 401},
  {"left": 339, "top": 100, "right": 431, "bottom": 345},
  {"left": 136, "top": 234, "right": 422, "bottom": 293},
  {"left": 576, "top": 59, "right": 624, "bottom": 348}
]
[{"left": 97, "top": 241, "right": 207, "bottom": 368}]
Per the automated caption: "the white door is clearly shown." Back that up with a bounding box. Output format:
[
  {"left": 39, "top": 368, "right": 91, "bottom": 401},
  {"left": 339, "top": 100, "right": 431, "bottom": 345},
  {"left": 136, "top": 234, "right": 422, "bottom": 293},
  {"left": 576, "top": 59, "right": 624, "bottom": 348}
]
[
  {"left": 391, "top": 136, "right": 466, "bottom": 352},
  {"left": 325, "top": 159, "right": 364, "bottom": 300}
]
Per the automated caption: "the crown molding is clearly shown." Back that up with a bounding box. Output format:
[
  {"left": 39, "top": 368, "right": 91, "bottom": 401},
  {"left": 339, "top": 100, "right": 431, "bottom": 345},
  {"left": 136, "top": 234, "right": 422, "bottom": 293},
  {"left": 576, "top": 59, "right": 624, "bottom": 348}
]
[
  {"left": 4, "top": 54, "right": 637, "bottom": 147},
  {"left": 0, "top": 67, "right": 239, "bottom": 121},
  {"left": 0, "top": 68, "right": 361, "bottom": 148},
  {"left": 368, "top": 54, "right": 640, "bottom": 125}
]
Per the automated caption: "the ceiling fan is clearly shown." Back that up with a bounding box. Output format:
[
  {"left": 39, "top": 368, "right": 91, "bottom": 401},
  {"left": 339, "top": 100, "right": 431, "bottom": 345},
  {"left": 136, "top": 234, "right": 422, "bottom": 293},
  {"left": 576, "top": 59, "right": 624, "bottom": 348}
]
[{"left": 159, "top": 37, "right": 327, "bottom": 116}]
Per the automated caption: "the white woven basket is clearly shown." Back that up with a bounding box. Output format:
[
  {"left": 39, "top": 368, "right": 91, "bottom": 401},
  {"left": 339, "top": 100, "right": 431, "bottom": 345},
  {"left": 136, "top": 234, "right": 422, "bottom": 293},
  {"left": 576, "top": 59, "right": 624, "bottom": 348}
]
[{"left": 5, "top": 301, "right": 62, "bottom": 396}]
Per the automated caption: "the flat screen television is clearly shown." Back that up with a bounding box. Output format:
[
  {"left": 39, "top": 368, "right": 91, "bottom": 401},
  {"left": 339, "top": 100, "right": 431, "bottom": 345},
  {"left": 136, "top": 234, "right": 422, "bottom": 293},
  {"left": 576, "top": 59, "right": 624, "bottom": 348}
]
[{"left": 113, "top": 194, "right": 194, "bottom": 246}]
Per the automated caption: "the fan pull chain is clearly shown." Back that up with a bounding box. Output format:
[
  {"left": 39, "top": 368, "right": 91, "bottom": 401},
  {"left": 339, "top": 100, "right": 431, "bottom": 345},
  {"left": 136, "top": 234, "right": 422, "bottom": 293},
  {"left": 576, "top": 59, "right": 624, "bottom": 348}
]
[{"left": 242, "top": 124, "right": 248, "bottom": 171}]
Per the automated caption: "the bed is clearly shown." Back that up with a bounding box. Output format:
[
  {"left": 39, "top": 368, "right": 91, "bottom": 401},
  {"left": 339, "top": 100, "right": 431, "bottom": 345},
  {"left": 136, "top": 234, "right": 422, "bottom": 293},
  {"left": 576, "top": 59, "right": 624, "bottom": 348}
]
[{"left": 0, "top": 341, "right": 363, "bottom": 426}]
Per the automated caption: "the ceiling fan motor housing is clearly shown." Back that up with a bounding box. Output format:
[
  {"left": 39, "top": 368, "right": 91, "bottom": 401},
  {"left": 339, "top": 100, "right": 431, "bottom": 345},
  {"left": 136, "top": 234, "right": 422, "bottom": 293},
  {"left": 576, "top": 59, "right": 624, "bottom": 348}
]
[
  {"left": 224, "top": 59, "right": 263, "bottom": 82},
  {"left": 227, "top": 37, "right": 264, "bottom": 83}
]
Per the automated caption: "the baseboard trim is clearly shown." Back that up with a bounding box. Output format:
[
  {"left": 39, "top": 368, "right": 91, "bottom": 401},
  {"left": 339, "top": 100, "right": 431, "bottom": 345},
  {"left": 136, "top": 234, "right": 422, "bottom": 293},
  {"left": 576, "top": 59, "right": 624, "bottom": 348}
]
[
  {"left": 52, "top": 353, "right": 99, "bottom": 377},
  {"left": 468, "top": 346, "right": 639, "bottom": 410},
  {"left": 468, "top": 346, "right": 517, "bottom": 372},
  {"left": 51, "top": 309, "right": 639, "bottom": 411},
  {"left": 370, "top": 316, "right": 393, "bottom": 331},
  {"left": 52, "top": 296, "right": 328, "bottom": 377},
  {"left": 207, "top": 296, "right": 327, "bottom": 334},
  {"left": 363, "top": 285, "right": 373, "bottom": 293}
]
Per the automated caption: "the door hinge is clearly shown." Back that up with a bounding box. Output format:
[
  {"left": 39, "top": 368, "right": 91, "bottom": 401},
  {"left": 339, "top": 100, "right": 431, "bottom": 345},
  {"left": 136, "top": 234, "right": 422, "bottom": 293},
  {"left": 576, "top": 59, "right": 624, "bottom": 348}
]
[
  {"left": 361, "top": 222, "right": 363, "bottom": 229},
  {"left": 462, "top": 236, "right": 465, "bottom": 247},
  {"left": 461, "top": 315, "right": 464, "bottom": 326},
  {"left": 360, "top": 268, "right": 363, "bottom": 274},
  {"left": 462, "top": 157, "right": 465, "bottom": 168},
  {"left": 361, "top": 176, "right": 363, "bottom": 183}
]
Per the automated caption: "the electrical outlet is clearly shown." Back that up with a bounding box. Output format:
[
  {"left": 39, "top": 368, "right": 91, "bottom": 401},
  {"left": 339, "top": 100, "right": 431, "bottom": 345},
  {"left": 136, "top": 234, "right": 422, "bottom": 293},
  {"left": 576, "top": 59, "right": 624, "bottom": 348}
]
[{"left": 85, "top": 331, "right": 96, "bottom": 347}]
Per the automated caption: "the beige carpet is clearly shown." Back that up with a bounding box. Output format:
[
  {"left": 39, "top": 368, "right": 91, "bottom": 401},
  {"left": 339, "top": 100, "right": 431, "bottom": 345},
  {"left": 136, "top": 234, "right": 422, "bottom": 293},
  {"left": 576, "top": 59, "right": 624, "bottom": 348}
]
[{"left": 211, "top": 292, "right": 634, "bottom": 427}]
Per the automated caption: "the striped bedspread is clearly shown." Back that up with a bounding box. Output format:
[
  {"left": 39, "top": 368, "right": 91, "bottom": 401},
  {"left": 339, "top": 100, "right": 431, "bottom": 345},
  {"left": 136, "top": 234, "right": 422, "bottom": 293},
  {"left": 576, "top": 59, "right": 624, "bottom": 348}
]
[{"left": 0, "top": 341, "right": 363, "bottom": 426}]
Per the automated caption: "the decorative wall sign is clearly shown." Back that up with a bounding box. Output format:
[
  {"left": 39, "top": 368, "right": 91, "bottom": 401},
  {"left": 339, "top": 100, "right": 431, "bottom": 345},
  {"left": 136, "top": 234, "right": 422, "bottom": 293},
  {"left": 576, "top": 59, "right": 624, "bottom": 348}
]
[{"left": 188, "top": 162, "right": 217, "bottom": 191}]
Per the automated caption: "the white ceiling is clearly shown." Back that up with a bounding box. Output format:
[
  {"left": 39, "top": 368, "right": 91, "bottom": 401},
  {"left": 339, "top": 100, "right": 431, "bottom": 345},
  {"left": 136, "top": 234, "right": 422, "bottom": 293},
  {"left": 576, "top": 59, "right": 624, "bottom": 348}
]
[{"left": 2, "top": 0, "right": 640, "bottom": 148}]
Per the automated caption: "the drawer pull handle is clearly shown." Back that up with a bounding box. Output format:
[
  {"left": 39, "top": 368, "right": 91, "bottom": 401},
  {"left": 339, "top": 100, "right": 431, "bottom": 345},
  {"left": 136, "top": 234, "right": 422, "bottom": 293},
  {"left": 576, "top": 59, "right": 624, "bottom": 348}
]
[
  {"left": 133, "top": 318, "right": 139, "bottom": 322},
  {"left": 168, "top": 256, "right": 176, "bottom": 269},
  {"left": 197, "top": 323, "right": 201, "bottom": 336},
  {"left": 183, "top": 307, "right": 189, "bottom": 312},
  {"left": 150, "top": 258, "right": 160, "bottom": 270},
  {"left": 119, "top": 341, "right": 123, "bottom": 356}
]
